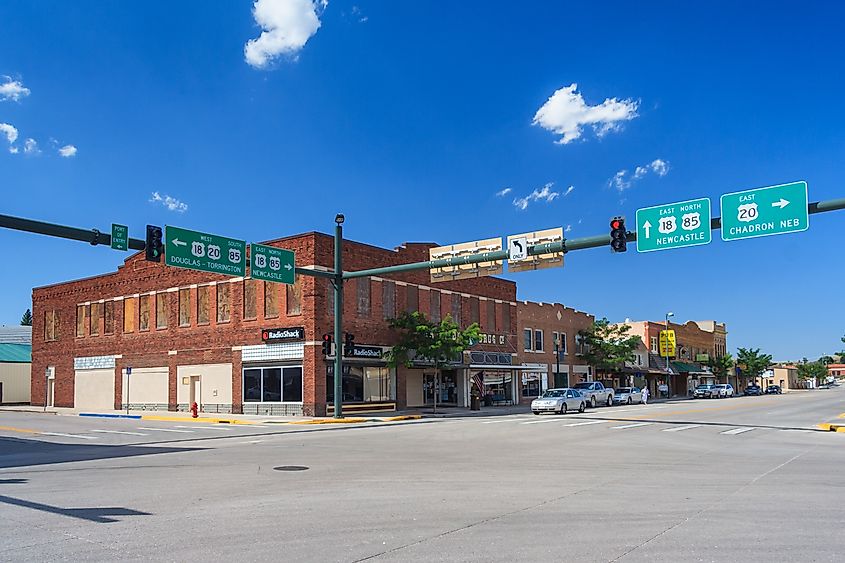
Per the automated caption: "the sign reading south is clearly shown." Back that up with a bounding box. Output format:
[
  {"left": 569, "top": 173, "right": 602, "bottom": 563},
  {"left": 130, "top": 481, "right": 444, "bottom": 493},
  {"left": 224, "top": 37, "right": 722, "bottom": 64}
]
[
  {"left": 165, "top": 225, "right": 246, "bottom": 276},
  {"left": 635, "top": 197, "right": 711, "bottom": 253},
  {"left": 720, "top": 181, "right": 808, "bottom": 242},
  {"left": 250, "top": 243, "right": 295, "bottom": 284}
]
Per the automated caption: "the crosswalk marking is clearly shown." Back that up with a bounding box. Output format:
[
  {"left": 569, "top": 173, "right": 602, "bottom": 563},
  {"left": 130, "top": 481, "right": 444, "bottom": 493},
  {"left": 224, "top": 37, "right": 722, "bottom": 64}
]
[
  {"left": 90, "top": 429, "right": 148, "bottom": 436},
  {"left": 611, "top": 422, "right": 653, "bottom": 429},
  {"left": 40, "top": 432, "right": 98, "bottom": 440},
  {"left": 137, "top": 427, "right": 194, "bottom": 433},
  {"left": 522, "top": 419, "right": 559, "bottom": 424},
  {"left": 481, "top": 419, "right": 518, "bottom": 424},
  {"left": 721, "top": 427, "right": 755, "bottom": 435},
  {"left": 662, "top": 424, "right": 702, "bottom": 433},
  {"left": 565, "top": 420, "right": 607, "bottom": 427}
]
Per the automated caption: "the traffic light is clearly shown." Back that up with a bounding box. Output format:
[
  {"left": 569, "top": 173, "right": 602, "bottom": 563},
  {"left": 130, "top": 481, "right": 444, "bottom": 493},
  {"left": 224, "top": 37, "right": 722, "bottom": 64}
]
[
  {"left": 610, "top": 217, "right": 627, "bottom": 253},
  {"left": 343, "top": 332, "right": 355, "bottom": 356},
  {"left": 145, "top": 225, "right": 163, "bottom": 262},
  {"left": 321, "top": 333, "right": 332, "bottom": 356}
]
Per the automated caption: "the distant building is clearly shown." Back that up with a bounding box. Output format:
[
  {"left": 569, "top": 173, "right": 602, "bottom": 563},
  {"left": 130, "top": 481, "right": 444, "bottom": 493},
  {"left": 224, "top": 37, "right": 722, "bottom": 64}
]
[
  {"left": 827, "top": 364, "right": 845, "bottom": 381},
  {"left": 758, "top": 366, "right": 799, "bottom": 392},
  {"left": 0, "top": 326, "right": 31, "bottom": 404}
]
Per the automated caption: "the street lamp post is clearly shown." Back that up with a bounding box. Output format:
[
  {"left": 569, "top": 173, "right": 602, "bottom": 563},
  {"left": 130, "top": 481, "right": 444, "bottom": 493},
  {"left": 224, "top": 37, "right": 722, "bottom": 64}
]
[
  {"left": 43, "top": 367, "right": 49, "bottom": 412},
  {"left": 664, "top": 312, "right": 674, "bottom": 398},
  {"left": 554, "top": 335, "right": 561, "bottom": 389}
]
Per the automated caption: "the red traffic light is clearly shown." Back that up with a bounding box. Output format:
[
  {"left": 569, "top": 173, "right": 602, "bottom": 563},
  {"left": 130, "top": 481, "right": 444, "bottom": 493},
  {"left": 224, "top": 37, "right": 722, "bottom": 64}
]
[
  {"left": 610, "top": 219, "right": 622, "bottom": 230},
  {"left": 322, "top": 333, "right": 331, "bottom": 342}
]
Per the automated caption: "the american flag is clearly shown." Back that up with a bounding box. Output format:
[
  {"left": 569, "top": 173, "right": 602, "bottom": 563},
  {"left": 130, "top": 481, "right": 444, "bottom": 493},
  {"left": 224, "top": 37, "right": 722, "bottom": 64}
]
[{"left": 472, "top": 371, "right": 485, "bottom": 395}]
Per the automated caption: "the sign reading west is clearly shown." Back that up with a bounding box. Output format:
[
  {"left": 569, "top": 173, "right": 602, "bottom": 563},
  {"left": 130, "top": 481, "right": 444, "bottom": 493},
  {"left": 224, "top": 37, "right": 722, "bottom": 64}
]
[
  {"left": 720, "top": 181, "right": 809, "bottom": 242},
  {"left": 250, "top": 243, "right": 295, "bottom": 285},
  {"left": 165, "top": 226, "right": 246, "bottom": 276},
  {"left": 636, "top": 198, "right": 712, "bottom": 253}
]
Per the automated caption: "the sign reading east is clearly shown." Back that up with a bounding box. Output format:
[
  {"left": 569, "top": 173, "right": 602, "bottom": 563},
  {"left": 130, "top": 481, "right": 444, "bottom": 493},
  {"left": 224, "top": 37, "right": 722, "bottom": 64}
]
[
  {"left": 165, "top": 225, "right": 246, "bottom": 276},
  {"left": 250, "top": 243, "right": 295, "bottom": 284},
  {"left": 110, "top": 224, "right": 128, "bottom": 251},
  {"left": 720, "top": 181, "right": 808, "bottom": 242},
  {"left": 635, "top": 197, "right": 712, "bottom": 253}
]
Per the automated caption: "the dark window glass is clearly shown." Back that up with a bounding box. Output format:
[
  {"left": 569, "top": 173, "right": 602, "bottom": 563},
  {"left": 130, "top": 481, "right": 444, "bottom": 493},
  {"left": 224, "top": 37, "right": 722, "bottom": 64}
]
[
  {"left": 430, "top": 291, "right": 441, "bottom": 323},
  {"left": 486, "top": 300, "right": 495, "bottom": 331},
  {"left": 382, "top": 281, "right": 395, "bottom": 319},
  {"left": 502, "top": 304, "right": 511, "bottom": 333},
  {"left": 451, "top": 295, "right": 461, "bottom": 326},
  {"left": 243, "top": 369, "right": 261, "bottom": 402},
  {"left": 523, "top": 329, "right": 532, "bottom": 351},
  {"left": 283, "top": 367, "right": 303, "bottom": 402},
  {"left": 406, "top": 285, "right": 418, "bottom": 313},
  {"left": 262, "top": 368, "right": 282, "bottom": 402},
  {"left": 470, "top": 298, "right": 480, "bottom": 323},
  {"left": 344, "top": 366, "right": 364, "bottom": 402}
]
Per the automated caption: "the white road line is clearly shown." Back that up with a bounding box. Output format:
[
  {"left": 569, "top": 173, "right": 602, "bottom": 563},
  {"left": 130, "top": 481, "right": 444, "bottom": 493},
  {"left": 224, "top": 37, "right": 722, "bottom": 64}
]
[
  {"left": 480, "top": 419, "right": 517, "bottom": 424},
  {"left": 90, "top": 429, "right": 148, "bottom": 436},
  {"left": 565, "top": 421, "right": 607, "bottom": 427},
  {"left": 137, "top": 427, "right": 194, "bottom": 433},
  {"left": 721, "top": 427, "right": 756, "bottom": 435},
  {"left": 662, "top": 424, "right": 702, "bottom": 433},
  {"left": 175, "top": 425, "right": 232, "bottom": 430},
  {"left": 611, "top": 422, "right": 653, "bottom": 430},
  {"left": 522, "top": 419, "right": 559, "bottom": 424},
  {"left": 40, "top": 432, "right": 98, "bottom": 440}
]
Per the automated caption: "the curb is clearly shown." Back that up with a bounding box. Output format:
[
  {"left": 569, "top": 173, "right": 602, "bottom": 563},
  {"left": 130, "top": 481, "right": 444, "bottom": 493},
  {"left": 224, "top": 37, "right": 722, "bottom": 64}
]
[
  {"left": 288, "top": 414, "right": 422, "bottom": 425},
  {"left": 79, "top": 413, "right": 142, "bottom": 420},
  {"left": 816, "top": 423, "right": 845, "bottom": 432},
  {"left": 139, "top": 415, "right": 255, "bottom": 425}
]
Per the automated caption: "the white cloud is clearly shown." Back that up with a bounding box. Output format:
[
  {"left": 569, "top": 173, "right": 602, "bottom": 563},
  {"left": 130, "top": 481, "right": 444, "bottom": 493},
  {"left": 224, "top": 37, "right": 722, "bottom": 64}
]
[
  {"left": 565, "top": 224, "right": 572, "bottom": 233},
  {"left": 0, "top": 77, "right": 30, "bottom": 102},
  {"left": 496, "top": 187, "right": 512, "bottom": 197},
  {"left": 609, "top": 158, "right": 670, "bottom": 192},
  {"left": 513, "top": 182, "right": 560, "bottom": 210},
  {"left": 58, "top": 144, "right": 78, "bottom": 157},
  {"left": 150, "top": 192, "right": 188, "bottom": 213},
  {"left": 532, "top": 83, "right": 639, "bottom": 144},
  {"left": 23, "top": 138, "right": 39, "bottom": 155},
  {"left": 0, "top": 122, "right": 19, "bottom": 153},
  {"left": 244, "top": 0, "right": 327, "bottom": 69},
  {"left": 563, "top": 185, "right": 575, "bottom": 197}
]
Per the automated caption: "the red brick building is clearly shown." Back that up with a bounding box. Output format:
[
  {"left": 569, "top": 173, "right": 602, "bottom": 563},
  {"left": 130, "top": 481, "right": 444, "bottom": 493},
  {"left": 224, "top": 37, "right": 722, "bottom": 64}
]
[
  {"left": 515, "top": 301, "right": 595, "bottom": 403},
  {"left": 31, "top": 232, "right": 519, "bottom": 416}
]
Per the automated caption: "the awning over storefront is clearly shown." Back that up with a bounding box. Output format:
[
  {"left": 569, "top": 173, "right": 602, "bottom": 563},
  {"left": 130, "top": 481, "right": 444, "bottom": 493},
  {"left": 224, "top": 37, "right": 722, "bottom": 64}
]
[{"left": 671, "top": 361, "right": 708, "bottom": 375}]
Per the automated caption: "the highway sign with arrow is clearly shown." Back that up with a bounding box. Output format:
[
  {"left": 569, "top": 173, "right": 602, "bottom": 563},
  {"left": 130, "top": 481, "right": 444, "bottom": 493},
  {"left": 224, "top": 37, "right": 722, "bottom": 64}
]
[
  {"left": 164, "top": 225, "right": 246, "bottom": 276},
  {"left": 250, "top": 243, "right": 295, "bottom": 284},
  {"left": 635, "top": 197, "right": 712, "bottom": 253},
  {"left": 720, "top": 181, "right": 808, "bottom": 242}
]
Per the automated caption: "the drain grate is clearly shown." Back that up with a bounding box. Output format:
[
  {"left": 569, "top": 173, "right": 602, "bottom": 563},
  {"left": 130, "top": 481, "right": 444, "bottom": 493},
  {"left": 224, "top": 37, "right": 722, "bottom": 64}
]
[{"left": 273, "top": 465, "right": 309, "bottom": 471}]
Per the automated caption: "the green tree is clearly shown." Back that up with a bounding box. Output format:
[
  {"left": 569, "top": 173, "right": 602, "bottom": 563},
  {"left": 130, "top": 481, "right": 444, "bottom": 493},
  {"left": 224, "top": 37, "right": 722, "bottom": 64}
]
[
  {"left": 797, "top": 359, "right": 828, "bottom": 385},
  {"left": 706, "top": 353, "right": 734, "bottom": 384},
  {"left": 20, "top": 308, "right": 32, "bottom": 326},
  {"left": 735, "top": 347, "right": 773, "bottom": 387},
  {"left": 577, "top": 318, "right": 640, "bottom": 378},
  {"left": 818, "top": 355, "right": 835, "bottom": 366},
  {"left": 385, "top": 312, "right": 480, "bottom": 413}
]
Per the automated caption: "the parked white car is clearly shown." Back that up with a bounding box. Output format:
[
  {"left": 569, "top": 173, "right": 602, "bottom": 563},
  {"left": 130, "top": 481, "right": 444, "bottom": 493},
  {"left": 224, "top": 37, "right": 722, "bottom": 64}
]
[
  {"left": 613, "top": 387, "right": 644, "bottom": 405},
  {"left": 531, "top": 388, "right": 587, "bottom": 415},
  {"left": 711, "top": 383, "right": 734, "bottom": 398},
  {"left": 573, "top": 381, "right": 614, "bottom": 408}
]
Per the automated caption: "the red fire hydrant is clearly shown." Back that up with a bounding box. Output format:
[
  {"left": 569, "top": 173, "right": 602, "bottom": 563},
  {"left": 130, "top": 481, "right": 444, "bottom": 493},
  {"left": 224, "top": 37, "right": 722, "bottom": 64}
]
[{"left": 190, "top": 401, "right": 199, "bottom": 418}]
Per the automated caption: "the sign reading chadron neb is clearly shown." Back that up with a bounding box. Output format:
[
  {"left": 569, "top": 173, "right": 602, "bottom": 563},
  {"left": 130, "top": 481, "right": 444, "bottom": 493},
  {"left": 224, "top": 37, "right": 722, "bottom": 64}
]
[
  {"left": 250, "top": 243, "right": 295, "bottom": 285},
  {"left": 720, "top": 181, "right": 809, "bottom": 241},
  {"left": 262, "top": 327, "right": 305, "bottom": 342},
  {"left": 635, "top": 197, "right": 712, "bottom": 253},
  {"left": 165, "top": 225, "right": 246, "bottom": 276}
]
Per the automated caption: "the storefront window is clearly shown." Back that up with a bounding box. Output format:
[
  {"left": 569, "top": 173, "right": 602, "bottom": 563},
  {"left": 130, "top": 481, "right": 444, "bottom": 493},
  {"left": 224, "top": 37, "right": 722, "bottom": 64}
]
[
  {"left": 521, "top": 372, "right": 546, "bottom": 397},
  {"left": 242, "top": 366, "right": 303, "bottom": 403},
  {"left": 327, "top": 365, "right": 395, "bottom": 403},
  {"left": 482, "top": 370, "right": 513, "bottom": 401}
]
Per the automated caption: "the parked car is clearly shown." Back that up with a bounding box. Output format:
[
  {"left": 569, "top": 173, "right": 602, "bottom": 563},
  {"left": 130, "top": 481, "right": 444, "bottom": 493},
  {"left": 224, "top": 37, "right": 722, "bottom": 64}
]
[
  {"left": 765, "top": 385, "right": 782, "bottom": 395},
  {"left": 744, "top": 385, "right": 762, "bottom": 396},
  {"left": 613, "top": 387, "right": 644, "bottom": 405},
  {"left": 711, "top": 383, "right": 734, "bottom": 398},
  {"left": 531, "top": 388, "right": 587, "bottom": 415},
  {"left": 573, "top": 381, "right": 614, "bottom": 408},
  {"left": 693, "top": 384, "right": 715, "bottom": 399}
]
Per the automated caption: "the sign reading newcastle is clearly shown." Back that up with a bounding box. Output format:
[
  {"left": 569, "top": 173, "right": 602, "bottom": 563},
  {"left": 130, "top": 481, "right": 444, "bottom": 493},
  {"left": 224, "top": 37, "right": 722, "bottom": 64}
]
[
  {"left": 635, "top": 198, "right": 712, "bottom": 253},
  {"left": 250, "top": 243, "right": 295, "bottom": 285},
  {"left": 720, "top": 181, "right": 809, "bottom": 242},
  {"left": 262, "top": 327, "right": 305, "bottom": 342},
  {"left": 165, "top": 225, "right": 246, "bottom": 277}
]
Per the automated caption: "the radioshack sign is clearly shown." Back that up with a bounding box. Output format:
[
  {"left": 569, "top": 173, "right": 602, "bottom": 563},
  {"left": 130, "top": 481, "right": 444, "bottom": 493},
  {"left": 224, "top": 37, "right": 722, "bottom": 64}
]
[{"left": 262, "top": 327, "right": 305, "bottom": 342}]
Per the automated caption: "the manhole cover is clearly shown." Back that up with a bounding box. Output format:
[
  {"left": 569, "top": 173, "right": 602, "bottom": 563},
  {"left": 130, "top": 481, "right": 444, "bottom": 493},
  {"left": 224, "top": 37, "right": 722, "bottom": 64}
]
[{"left": 273, "top": 465, "right": 309, "bottom": 471}]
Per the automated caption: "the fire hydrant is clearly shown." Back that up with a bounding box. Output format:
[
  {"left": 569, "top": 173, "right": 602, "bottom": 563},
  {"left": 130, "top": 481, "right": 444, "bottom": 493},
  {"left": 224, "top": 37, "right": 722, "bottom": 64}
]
[{"left": 190, "top": 401, "right": 199, "bottom": 418}]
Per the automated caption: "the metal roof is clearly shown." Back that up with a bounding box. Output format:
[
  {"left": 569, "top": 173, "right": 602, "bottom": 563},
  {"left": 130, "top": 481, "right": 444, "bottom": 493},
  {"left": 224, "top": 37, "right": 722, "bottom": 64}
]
[
  {"left": 0, "top": 343, "right": 31, "bottom": 363},
  {"left": 0, "top": 326, "right": 32, "bottom": 345}
]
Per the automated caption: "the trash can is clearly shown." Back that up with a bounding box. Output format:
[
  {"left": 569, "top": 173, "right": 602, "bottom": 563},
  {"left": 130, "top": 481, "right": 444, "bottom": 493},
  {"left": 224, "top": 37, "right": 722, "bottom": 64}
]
[{"left": 470, "top": 395, "right": 481, "bottom": 411}]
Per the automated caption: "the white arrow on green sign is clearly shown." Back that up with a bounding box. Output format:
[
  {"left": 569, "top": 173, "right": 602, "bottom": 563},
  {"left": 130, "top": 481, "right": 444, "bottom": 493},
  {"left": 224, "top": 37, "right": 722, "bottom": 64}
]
[
  {"left": 110, "top": 224, "right": 128, "bottom": 251},
  {"left": 165, "top": 225, "right": 246, "bottom": 276},
  {"left": 635, "top": 197, "right": 712, "bottom": 253},
  {"left": 720, "top": 181, "right": 808, "bottom": 241},
  {"left": 250, "top": 243, "right": 295, "bottom": 284}
]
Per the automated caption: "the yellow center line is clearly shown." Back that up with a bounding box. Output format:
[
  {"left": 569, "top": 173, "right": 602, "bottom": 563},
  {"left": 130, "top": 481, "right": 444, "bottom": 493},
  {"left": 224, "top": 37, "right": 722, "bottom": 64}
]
[{"left": 0, "top": 425, "right": 40, "bottom": 435}]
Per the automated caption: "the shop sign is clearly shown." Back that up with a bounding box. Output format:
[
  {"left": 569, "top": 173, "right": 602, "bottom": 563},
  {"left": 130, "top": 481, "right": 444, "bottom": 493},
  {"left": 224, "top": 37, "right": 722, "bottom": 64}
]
[
  {"left": 261, "top": 327, "right": 305, "bottom": 342},
  {"left": 346, "top": 345, "right": 383, "bottom": 359},
  {"left": 695, "top": 353, "right": 710, "bottom": 362},
  {"left": 659, "top": 330, "right": 676, "bottom": 358}
]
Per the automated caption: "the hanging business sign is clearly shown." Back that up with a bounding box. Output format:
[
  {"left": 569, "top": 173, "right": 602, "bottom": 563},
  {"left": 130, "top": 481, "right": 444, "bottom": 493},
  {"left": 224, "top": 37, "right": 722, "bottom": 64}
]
[{"left": 261, "top": 327, "right": 305, "bottom": 342}]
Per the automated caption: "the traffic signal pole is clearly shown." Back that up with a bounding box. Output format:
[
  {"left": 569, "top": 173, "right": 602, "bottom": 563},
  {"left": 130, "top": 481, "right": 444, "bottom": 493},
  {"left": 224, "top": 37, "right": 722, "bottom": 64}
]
[
  {"left": 0, "top": 213, "right": 146, "bottom": 250},
  {"left": 333, "top": 215, "right": 345, "bottom": 419}
]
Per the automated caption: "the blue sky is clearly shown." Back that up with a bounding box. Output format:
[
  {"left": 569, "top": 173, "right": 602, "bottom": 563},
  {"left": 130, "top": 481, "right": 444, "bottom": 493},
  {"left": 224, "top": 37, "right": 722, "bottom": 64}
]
[{"left": 1, "top": 1, "right": 843, "bottom": 360}]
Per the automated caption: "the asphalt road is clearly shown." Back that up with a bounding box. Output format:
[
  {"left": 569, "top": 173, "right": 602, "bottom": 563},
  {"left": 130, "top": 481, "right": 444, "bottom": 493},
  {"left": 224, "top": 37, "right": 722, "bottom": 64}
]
[{"left": 1, "top": 388, "right": 844, "bottom": 562}]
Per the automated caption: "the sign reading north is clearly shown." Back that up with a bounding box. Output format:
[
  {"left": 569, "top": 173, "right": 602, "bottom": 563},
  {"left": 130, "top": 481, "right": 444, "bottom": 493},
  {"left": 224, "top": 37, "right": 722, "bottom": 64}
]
[
  {"left": 110, "top": 224, "right": 128, "bottom": 251},
  {"left": 250, "top": 243, "right": 295, "bottom": 285},
  {"left": 720, "top": 181, "right": 808, "bottom": 242},
  {"left": 635, "top": 197, "right": 712, "bottom": 253},
  {"left": 165, "top": 226, "right": 246, "bottom": 276}
]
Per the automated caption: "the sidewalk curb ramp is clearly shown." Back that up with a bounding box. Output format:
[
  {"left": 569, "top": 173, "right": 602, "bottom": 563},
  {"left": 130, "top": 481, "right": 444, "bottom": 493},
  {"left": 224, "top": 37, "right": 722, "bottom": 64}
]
[{"left": 817, "top": 423, "right": 845, "bottom": 432}]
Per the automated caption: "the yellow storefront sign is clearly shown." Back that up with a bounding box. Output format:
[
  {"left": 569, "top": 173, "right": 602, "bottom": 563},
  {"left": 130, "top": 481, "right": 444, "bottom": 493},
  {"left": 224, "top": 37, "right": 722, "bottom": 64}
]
[{"left": 659, "top": 330, "right": 676, "bottom": 357}]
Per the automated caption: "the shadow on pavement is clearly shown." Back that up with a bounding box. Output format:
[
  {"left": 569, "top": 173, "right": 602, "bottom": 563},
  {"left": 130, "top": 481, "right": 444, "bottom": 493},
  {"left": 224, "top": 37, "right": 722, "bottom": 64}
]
[
  {"left": 0, "top": 436, "right": 204, "bottom": 469},
  {"left": 0, "top": 495, "right": 151, "bottom": 523},
  {"left": 0, "top": 478, "right": 28, "bottom": 484}
]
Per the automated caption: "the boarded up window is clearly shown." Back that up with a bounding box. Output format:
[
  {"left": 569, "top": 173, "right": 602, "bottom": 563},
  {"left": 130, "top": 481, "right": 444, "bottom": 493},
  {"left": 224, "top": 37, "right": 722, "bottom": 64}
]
[
  {"left": 179, "top": 289, "right": 190, "bottom": 326},
  {"left": 502, "top": 303, "right": 511, "bottom": 333},
  {"left": 406, "top": 285, "right": 418, "bottom": 313},
  {"left": 217, "top": 283, "right": 230, "bottom": 323},
  {"left": 44, "top": 310, "right": 58, "bottom": 342},
  {"left": 470, "top": 298, "right": 480, "bottom": 324},
  {"left": 156, "top": 294, "right": 168, "bottom": 329},
  {"left": 90, "top": 302, "right": 102, "bottom": 336},
  {"left": 243, "top": 280, "right": 257, "bottom": 320},
  {"left": 286, "top": 275, "right": 302, "bottom": 316},
  {"left": 451, "top": 295, "right": 462, "bottom": 327},
  {"left": 357, "top": 278, "right": 371, "bottom": 317},
  {"left": 124, "top": 298, "right": 136, "bottom": 333},
  {"left": 139, "top": 295, "right": 151, "bottom": 331},
  {"left": 430, "top": 291, "right": 441, "bottom": 323},
  {"left": 197, "top": 286, "right": 210, "bottom": 324},
  {"left": 382, "top": 281, "right": 395, "bottom": 320},
  {"left": 104, "top": 301, "right": 114, "bottom": 334},
  {"left": 76, "top": 305, "right": 87, "bottom": 337},
  {"left": 486, "top": 300, "right": 496, "bottom": 331},
  {"left": 265, "top": 282, "right": 279, "bottom": 318},
  {"left": 327, "top": 281, "right": 334, "bottom": 316}
]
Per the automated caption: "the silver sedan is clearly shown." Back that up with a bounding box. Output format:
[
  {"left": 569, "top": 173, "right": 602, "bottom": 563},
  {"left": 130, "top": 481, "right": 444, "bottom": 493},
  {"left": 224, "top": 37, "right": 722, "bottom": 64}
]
[
  {"left": 613, "top": 387, "right": 644, "bottom": 405},
  {"left": 531, "top": 388, "right": 587, "bottom": 415}
]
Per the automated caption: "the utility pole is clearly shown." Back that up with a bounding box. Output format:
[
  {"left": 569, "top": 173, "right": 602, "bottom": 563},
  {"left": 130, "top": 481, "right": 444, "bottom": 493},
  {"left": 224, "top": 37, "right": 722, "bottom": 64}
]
[{"left": 333, "top": 214, "right": 344, "bottom": 419}]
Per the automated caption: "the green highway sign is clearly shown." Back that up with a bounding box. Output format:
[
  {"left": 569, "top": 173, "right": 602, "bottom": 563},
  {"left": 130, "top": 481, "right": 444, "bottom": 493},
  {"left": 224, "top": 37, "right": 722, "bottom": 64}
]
[
  {"left": 635, "top": 197, "right": 712, "bottom": 253},
  {"left": 110, "top": 224, "right": 128, "bottom": 251},
  {"left": 720, "top": 181, "right": 808, "bottom": 242},
  {"left": 164, "top": 225, "right": 246, "bottom": 276},
  {"left": 250, "top": 243, "right": 295, "bottom": 284}
]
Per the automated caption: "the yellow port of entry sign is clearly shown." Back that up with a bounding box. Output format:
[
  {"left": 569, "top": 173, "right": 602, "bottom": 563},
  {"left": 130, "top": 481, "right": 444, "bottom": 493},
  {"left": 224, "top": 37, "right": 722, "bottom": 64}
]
[{"left": 659, "top": 330, "right": 676, "bottom": 357}]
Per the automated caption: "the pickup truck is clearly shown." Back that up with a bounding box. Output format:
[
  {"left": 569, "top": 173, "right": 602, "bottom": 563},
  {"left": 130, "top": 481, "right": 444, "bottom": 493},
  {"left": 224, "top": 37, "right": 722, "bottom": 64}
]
[{"left": 573, "top": 381, "right": 614, "bottom": 408}]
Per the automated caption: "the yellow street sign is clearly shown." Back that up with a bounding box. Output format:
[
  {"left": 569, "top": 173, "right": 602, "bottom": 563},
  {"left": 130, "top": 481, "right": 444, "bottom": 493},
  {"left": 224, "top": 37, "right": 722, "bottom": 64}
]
[{"left": 659, "top": 330, "right": 676, "bottom": 358}]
